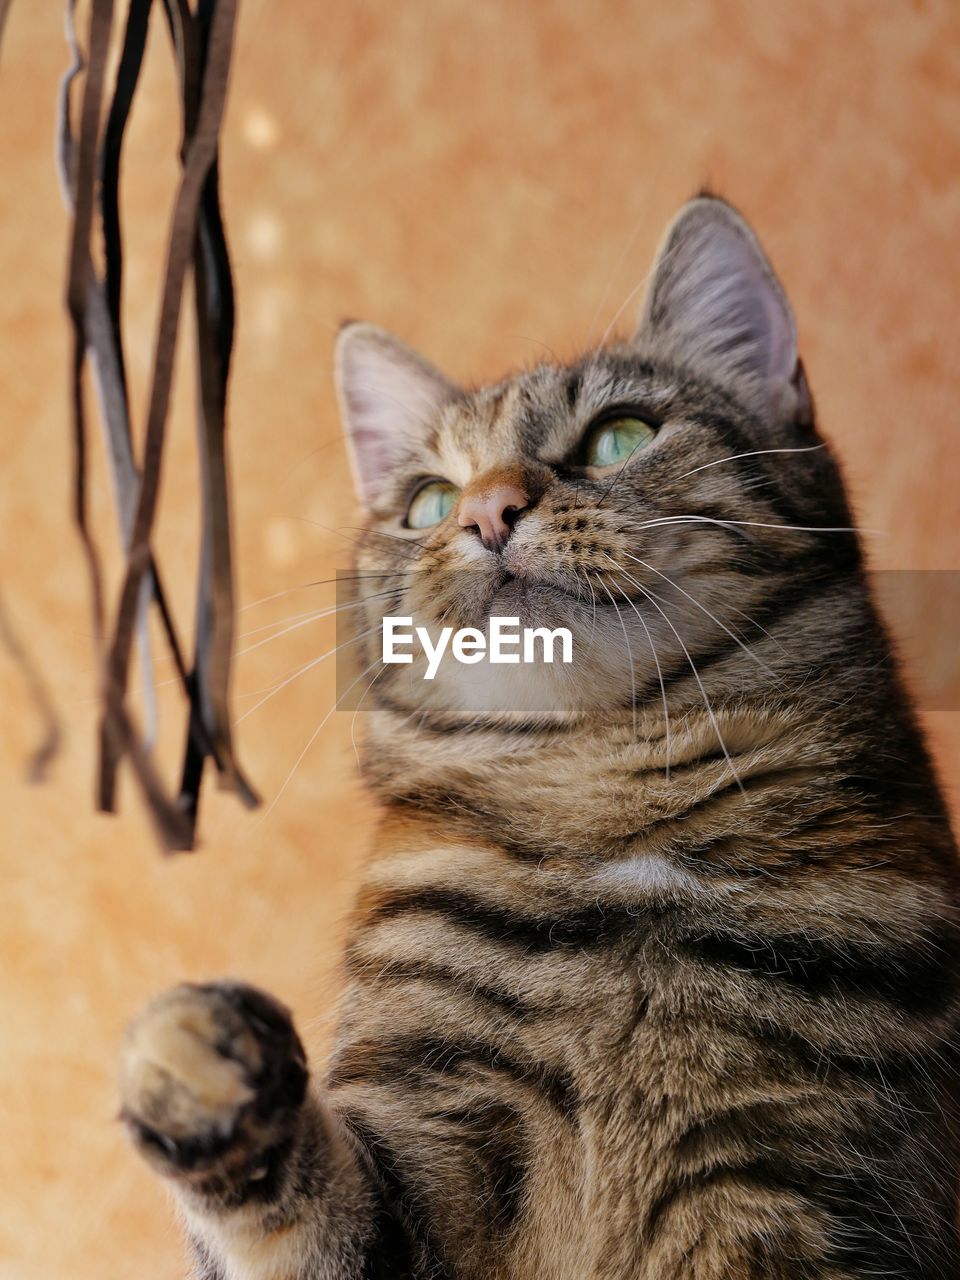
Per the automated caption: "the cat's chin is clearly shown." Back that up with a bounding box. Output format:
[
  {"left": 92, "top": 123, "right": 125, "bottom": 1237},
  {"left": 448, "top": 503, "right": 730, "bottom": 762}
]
[
  {"left": 396, "top": 618, "right": 651, "bottom": 726},
  {"left": 414, "top": 656, "right": 593, "bottom": 725},
  {"left": 484, "top": 573, "right": 528, "bottom": 616}
]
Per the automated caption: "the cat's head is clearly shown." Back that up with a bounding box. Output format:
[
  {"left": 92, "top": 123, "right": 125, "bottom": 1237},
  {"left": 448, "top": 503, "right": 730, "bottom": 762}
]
[{"left": 334, "top": 195, "right": 857, "bottom": 726}]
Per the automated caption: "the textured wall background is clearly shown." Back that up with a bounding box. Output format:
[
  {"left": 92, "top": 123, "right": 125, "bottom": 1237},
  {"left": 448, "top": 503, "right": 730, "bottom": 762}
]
[{"left": 1, "top": 2, "right": 958, "bottom": 1275}]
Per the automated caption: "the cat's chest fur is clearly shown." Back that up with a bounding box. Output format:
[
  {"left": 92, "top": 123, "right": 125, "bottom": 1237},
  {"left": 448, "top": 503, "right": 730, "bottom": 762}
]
[{"left": 345, "top": 816, "right": 799, "bottom": 1278}]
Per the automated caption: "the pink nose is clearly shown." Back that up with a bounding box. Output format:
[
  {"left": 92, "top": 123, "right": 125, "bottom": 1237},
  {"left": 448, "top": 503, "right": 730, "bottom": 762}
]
[{"left": 457, "top": 483, "right": 529, "bottom": 551}]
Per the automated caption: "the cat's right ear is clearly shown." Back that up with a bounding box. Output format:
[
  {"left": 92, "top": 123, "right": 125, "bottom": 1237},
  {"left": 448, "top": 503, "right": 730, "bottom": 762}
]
[
  {"left": 634, "top": 196, "right": 809, "bottom": 423},
  {"left": 334, "top": 322, "right": 457, "bottom": 509}
]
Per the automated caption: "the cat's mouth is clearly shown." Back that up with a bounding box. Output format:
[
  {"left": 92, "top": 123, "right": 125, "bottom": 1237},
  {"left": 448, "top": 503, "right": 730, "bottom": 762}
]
[
  {"left": 399, "top": 565, "right": 588, "bottom": 636},
  {"left": 481, "top": 569, "right": 582, "bottom": 623},
  {"left": 486, "top": 571, "right": 527, "bottom": 611}
]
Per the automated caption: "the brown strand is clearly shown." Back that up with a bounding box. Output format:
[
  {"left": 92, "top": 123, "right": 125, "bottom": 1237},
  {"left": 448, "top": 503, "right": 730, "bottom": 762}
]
[
  {"left": 63, "top": 0, "right": 114, "bottom": 658},
  {"left": 0, "top": 586, "right": 61, "bottom": 784},
  {"left": 96, "top": 0, "right": 244, "bottom": 840},
  {"left": 163, "top": 0, "right": 258, "bottom": 822},
  {"left": 50, "top": 0, "right": 255, "bottom": 850},
  {"left": 0, "top": 0, "right": 13, "bottom": 60}
]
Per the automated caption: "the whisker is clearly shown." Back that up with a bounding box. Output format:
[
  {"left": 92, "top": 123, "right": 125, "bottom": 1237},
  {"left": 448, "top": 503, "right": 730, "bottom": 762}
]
[
  {"left": 148, "top": 583, "right": 409, "bottom": 692},
  {"left": 586, "top": 209, "right": 652, "bottom": 349},
  {"left": 147, "top": 600, "right": 377, "bottom": 695},
  {"left": 716, "top": 598, "right": 788, "bottom": 656},
  {"left": 505, "top": 334, "right": 563, "bottom": 363},
  {"left": 234, "top": 621, "right": 383, "bottom": 725},
  {"left": 351, "top": 664, "right": 388, "bottom": 768},
  {"left": 595, "top": 575, "right": 637, "bottom": 741},
  {"left": 573, "top": 568, "right": 600, "bottom": 648},
  {"left": 603, "top": 555, "right": 743, "bottom": 791},
  {"left": 622, "top": 552, "right": 778, "bottom": 679},
  {"left": 675, "top": 444, "right": 826, "bottom": 480},
  {"left": 238, "top": 572, "right": 420, "bottom": 614},
  {"left": 595, "top": 438, "right": 649, "bottom": 510},
  {"left": 235, "top": 587, "right": 403, "bottom": 659},
  {"left": 236, "top": 602, "right": 359, "bottom": 657},
  {"left": 605, "top": 573, "right": 671, "bottom": 778},
  {"left": 340, "top": 525, "right": 429, "bottom": 551},
  {"left": 636, "top": 514, "right": 880, "bottom": 537},
  {"left": 239, "top": 580, "right": 348, "bottom": 613},
  {"left": 257, "top": 655, "right": 384, "bottom": 827},
  {"left": 234, "top": 662, "right": 323, "bottom": 699},
  {"left": 616, "top": 554, "right": 786, "bottom": 653},
  {"left": 236, "top": 608, "right": 335, "bottom": 643},
  {"left": 592, "top": 267, "right": 654, "bottom": 357},
  {"left": 584, "top": 568, "right": 599, "bottom": 645},
  {"left": 292, "top": 517, "right": 430, "bottom": 559}
]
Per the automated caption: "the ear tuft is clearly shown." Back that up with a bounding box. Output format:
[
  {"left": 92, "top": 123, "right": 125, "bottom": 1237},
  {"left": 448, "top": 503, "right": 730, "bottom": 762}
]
[
  {"left": 635, "top": 197, "right": 799, "bottom": 418},
  {"left": 334, "top": 323, "right": 456, "bottom": 508}
]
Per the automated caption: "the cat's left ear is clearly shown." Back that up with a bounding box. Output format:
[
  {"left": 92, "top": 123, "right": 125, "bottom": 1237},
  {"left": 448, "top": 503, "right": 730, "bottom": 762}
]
[
  {"left": 635, "top": 196, "right": 810, "bottom": 423},
  {"left": 335, "top": 322, "right": 458, "bottom": 508}
]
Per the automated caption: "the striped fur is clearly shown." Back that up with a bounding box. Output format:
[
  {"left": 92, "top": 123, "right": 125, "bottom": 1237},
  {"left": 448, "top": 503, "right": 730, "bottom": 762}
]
[{"left": 120, "top": 196, "right": 960, "bottom": 1278}]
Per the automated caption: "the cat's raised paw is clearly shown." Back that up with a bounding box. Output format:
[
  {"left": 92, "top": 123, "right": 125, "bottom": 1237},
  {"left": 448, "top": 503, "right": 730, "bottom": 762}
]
[{"left": 119, "top": 980, "right": 308, "bottom": 1176}]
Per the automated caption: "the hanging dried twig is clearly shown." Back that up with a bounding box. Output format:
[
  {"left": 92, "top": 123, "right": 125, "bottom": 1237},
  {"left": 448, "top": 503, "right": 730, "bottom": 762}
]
[
  {"left": 48, "top": 0, "right": 256, "bottom": 849},
  {"left": 0, "top": 587, "right": 62, "bottom": 784},
  {"left": 0, "top": 0, "right": 13, "bottom": 61},
  {"left": 162, "top": 0, "right": 259, "bottom": 823}
]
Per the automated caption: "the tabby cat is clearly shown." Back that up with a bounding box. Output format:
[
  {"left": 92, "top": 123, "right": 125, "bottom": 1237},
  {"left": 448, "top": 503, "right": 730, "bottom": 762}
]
[{"left": 119, "top": 196, "right": 960, "bottom": 1279}]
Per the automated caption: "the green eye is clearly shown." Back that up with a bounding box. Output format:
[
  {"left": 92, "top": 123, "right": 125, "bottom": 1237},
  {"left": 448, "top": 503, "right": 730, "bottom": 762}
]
[
  {"left": 584, "top": 416, "right": 657, "bottom": 467},
  {"left": 406, "top": 480, "right": 459, "bottom": 529}
]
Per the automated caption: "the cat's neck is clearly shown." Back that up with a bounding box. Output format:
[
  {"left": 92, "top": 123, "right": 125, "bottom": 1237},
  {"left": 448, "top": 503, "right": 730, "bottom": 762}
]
[{"left": 360, "top": 691, "right": 807, "bottom": 863}]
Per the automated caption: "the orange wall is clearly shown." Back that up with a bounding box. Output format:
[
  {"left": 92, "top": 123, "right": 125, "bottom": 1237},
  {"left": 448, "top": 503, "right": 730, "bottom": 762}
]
[{"left": 1, "top": 3, "right": 958, "bottom": 1275}]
